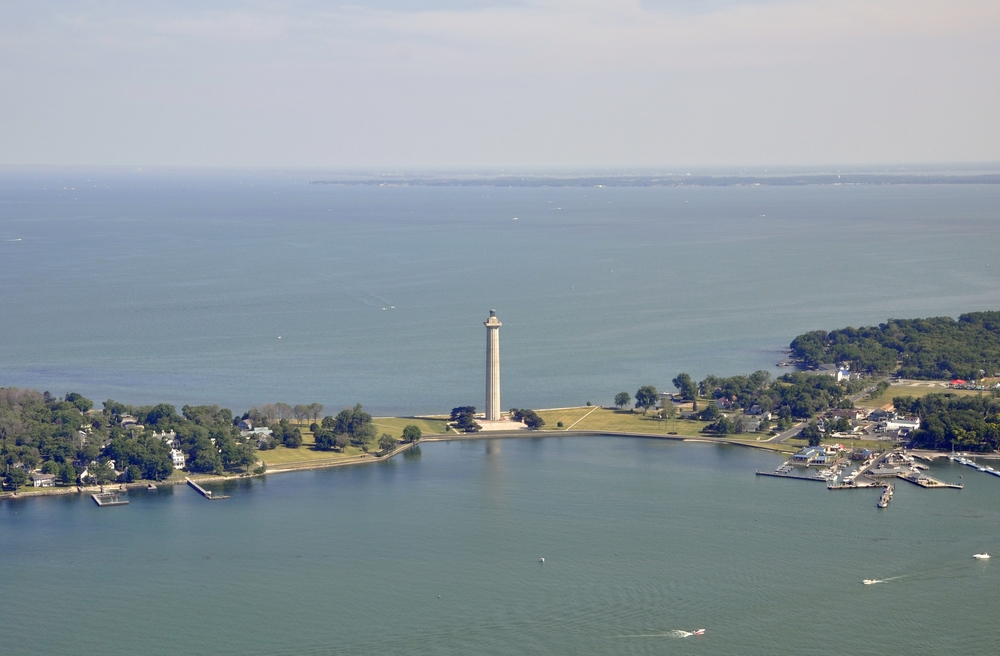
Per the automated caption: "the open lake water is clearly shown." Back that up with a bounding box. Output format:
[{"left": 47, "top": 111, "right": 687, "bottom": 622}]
[
  {"left": 2, "top": 170, "right": 1000, "bottom": 654},
  {"left": 2, "top": 170, "right": 999, "bottom": 414}
]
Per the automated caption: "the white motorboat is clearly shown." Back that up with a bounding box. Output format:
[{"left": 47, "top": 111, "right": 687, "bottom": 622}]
[{"left": 973, "top": 553, "right": 990, "bottom": 560}]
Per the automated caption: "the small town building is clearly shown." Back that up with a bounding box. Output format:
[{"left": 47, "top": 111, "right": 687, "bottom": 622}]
[
  {"left": 31, "top": 473, "right": 56, "bottom": 487},
  {"left": 237, "top": 418, "right": 254, "bottom": 431},
  {"left": 792, "top": 446, "right": 834, "bottom": 466},
  {"left": 170, "top": 449, "right": 186, "bottom": 469},
  {"left": 885, "top": 418, "right": 920, "bottom": 432}
]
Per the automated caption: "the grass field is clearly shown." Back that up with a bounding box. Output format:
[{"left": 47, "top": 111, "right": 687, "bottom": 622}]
[
  {"left": 256, "top": 417, "right": 449, "bottom": 467},
  {"left": 862, "top": 382, "right": 989, "bottom": 407},
  {"left": 536, "top": 406, "right": 710, "bottom": 435}
]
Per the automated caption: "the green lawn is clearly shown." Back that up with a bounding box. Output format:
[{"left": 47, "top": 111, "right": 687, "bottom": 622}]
[
  {"left": 257, "top": 417, "right": 449, "bottom": 467},
  {"left": 862, "top": 382, "right": 986, "bottom": 407},
  {"left": 370, "top": 417, "right": 451, "bottom": 438},
  {"left": 536, "top": 406, "right": 710, "bottom": 435}
]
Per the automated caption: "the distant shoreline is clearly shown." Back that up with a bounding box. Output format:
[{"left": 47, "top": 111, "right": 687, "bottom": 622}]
[{"left": 309, "top": 173, "right": 1000, "bottom": 188}]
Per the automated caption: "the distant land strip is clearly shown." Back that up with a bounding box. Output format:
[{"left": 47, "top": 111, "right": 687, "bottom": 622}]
[{"left": 309, "top": 174, "right": 1000, "bottom": 188}]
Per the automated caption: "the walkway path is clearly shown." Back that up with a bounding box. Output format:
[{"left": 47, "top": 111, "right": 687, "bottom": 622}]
[{"left": 565, "top": 405, "right": 601, "bottom": 430}]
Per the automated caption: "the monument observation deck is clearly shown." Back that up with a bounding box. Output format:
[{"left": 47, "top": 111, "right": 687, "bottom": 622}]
[{"left": 484, "top": 310, "right": 501, "bottom": 421}]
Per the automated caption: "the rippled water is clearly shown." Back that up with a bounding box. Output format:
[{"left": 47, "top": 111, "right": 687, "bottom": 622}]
[
  {"left": 1, "top": 170, "right": 999, "bottom": 414},
  {"left": 3, "top": 437, "right": 999, "bottom": 655}
]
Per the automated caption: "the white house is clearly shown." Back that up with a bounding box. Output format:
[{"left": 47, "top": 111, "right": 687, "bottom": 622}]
[
  {"left": 31, "top": 472, "right": 56, "bottom": 487},
  {"left": 170, "top": 449, "right": 186, "bottom": 469}
]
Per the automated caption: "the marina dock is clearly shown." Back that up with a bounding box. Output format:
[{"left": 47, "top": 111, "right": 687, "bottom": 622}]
[
  {"left": 755, "top": 470, "right": 828, "bottom": 482},
  {"left": 92, "top": 492, "right": 128, "bottom": 507},
  {"left": 186, "top": 477, "right": 230, "bottom": 500}
]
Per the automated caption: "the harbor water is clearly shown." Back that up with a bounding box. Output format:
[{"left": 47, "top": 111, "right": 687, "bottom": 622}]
[{"left": 2, "top": 437, "right": 1000, "bottom": 655}]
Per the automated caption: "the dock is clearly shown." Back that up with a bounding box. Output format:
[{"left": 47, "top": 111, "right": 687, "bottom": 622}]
[
  {"left": 92, "top": 492, "right": 128, "bottom": 507},
  {"left": 186, "top": 478, "right": 230, "bottom": 500},
  {"left": 755, "top": 470, "right": 828, "bottom": 482},
  {"left": 897, "top": 472, "right": 963, "bottom": 489}
]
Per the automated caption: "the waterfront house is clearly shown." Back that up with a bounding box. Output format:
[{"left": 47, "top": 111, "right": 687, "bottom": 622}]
[
  {"left": 237, "top": 418, "right": 254, "bottom": 431},
  {"left": 170, "top": 449, "right": 186, "bottom": 469},
  {"left": 153, "top": 430, "right": 179, "bottom": 448},
  {"left": 31, "top": 473, "right": 56, "bottom": 487}
]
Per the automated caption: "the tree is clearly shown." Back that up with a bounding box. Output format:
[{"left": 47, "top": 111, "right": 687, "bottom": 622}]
[
  {"left": 635, "top": 386, "right": 658, "bottom": 415},
  {"left": 272, "top": 420, "right": 302, "bottom": 448},
  {"left": 378, "top": 433, "right": 397, "bottom": 453},
  {"left": 4, "top": 467, "right": 28, "bottom": 490},
  {"left": 58, "top": 462, "right": 77, "bottom": 486},
  {"left": 451, "top": 407, "right": 481, "bottom": 433},
  {"left": 510, "top": 408, "right": 545, "bottom": 429},
  {"left": 293, "top": 404, "right": 310, "bottom": 422},
  {"left": 801, "top": 420, "right": 822, "bottom": 446},
  {"left": 331, "top": 404, "right": 376, "bottom": 445},
  {"left": 614, "top": 392, "right": 631, "bottom": 410},
  {"left": 661, "top": 402, "right": 678, "bottom": 419},
  {"left": 672, "top": 374, "right": 698, "bottom": 404},
  {"left": 275, "top": 403, "right": 293, "bottom": 421},
  {"left": 65, "top": 392, "right": 93, "bottom": 413},
  {"left": 307, "top": 403, "right": 324, "bottom": 422},
  {"left": 402, "top": 425, "right": 422, "bottom": 443},
  {"left": 89, "top": 460, "right": 117, "bottom": 485}
]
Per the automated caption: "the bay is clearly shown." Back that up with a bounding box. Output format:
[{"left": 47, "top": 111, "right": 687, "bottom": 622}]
[{"left": 2, "top": 437, "right": 999, "bottom": 655}]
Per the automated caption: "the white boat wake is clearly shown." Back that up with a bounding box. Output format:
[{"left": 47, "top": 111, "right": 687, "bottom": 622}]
[{"left": 615, "top": 629, "right": 705, "bottom": 638}]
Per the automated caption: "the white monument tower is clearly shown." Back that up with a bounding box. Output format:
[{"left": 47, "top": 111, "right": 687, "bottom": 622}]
[{"left": 484, "top": 309, "right": 502, "bottom": 421}]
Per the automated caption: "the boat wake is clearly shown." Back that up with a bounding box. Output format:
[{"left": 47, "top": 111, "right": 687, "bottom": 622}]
[
  {"left": 863, "top": 575, "right": 906, "bottom": 585},
  {"left": 615, "top": 629, "right": 704, "bottom": 639}
]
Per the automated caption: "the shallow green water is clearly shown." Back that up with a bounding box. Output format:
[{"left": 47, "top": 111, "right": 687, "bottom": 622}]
[{"left": 3, "top": 437, "right": 999, "bottom": 655}]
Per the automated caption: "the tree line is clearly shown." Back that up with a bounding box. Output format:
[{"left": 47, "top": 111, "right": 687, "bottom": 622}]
[
  {"left": 894, "top": 393, "right": 1000, "bottom": 452},
  {"left": 789, "top": 311, "right": 1000, "bottom": 380}
]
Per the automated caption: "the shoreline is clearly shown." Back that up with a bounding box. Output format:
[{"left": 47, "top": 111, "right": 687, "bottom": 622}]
[{"left": 0, "top": 431, "right": 814, "bottom": 503}]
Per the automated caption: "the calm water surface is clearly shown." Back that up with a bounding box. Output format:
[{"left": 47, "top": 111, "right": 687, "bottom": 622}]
[
  {"left": 2, "top": 437, "right": 999, "bottom": 655},
  {"left": 1, "top": 170, "right": 999, "bottom": 413}
]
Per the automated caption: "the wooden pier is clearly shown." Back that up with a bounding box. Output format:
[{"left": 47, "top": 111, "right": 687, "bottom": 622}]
[
  {"left": 755, "top": 470, "right": 828, "bottom": 482},
  {"left": 186, "top": 477, "right": 230, "bottom": 500}
]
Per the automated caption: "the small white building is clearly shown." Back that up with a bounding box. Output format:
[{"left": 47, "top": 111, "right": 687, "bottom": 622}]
[
  {"left": 885, "top": 418, "right": 920, "bottom": 432},
  {"left": 31, "top": 473, "right": 56, "bottom": 487},
  {"left": 170, "top": 449, "right": 186, "bottom": 469}
]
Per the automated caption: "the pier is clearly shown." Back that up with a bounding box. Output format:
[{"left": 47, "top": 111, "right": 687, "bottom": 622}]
[
  {"left": 92, "top": 492, "right": 128, "bottom": 507},
  {"left": 186, "top": 477, "right": 230, "bottom": 500},
  {"left": 755, "top": 470, "right": 828, "bottom": 482}
]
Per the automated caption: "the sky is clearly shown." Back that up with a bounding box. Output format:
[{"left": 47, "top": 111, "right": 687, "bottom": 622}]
[{"left": 1, "top": 0, "right": 998, "bottom": 168}]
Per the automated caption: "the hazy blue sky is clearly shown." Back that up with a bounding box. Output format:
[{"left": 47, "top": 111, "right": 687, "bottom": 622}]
[{"left": 1, "top": 0, "right": 997, "bottom": 167}]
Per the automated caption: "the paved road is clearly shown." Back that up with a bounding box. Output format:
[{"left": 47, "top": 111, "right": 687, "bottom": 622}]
[{"left": 766, "top": 422, "right": 804, "bottom": 443}]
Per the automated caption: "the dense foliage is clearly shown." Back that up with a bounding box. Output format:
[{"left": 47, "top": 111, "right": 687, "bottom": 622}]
[
  {"left": 313, "top": 403, "right": 375, "bottom": 450},
  {"left": 1, "top": 388, "right": 257, "bottom": 489},
  {"left": 695, "top": 370, "right": 854, "bottom": 419},
  {"left": 450, "top": 406, "right": 481, "bottom": 433},
  {"left": 509, "top": 408, "right": 545, "bottom": 429},
  {"left": 894, "top": 393, "right": 1000, "bottom": 452},
  {"left": 789, "top": 311, "right": 1000, "bottom": 379}
]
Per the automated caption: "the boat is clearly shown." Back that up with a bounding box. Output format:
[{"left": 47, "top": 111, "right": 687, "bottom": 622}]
[
  {"left": 973, "top": 553, "right": 990, "bottom": 560},
  {"left": 691, "top": 629, "right": 706, "bottom": 636},
  {"left": 862, "top": 579, "right": 881, "bottom": 585},
  {"left": 146, "top": 483, "right": 157, "bottom": 490},
  {"left": 877, "top": 484, "right": 893, "bottom": 508}
]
